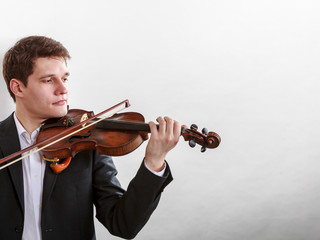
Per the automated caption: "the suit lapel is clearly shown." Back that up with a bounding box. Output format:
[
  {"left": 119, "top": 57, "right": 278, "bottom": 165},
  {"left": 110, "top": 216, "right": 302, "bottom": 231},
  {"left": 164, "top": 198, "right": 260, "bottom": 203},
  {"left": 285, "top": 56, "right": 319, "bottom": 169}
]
[
  {"left": 41, "top": 162, "right": 58, "bottom": 211},
  {"left": 0, "top": 113, "right": 24, "bottom": 211},
  {"left": 8, "top": 162, "right": 24, "bottom": 211}
]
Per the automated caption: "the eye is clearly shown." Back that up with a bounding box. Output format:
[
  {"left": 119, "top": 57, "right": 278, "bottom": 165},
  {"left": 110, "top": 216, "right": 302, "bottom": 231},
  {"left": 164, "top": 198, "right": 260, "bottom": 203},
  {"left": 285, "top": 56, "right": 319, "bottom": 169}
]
[
  {"left": 43, "top": 78, "right": 53, "bottom": 83},
  {"left": 63, "top": 78, "right": 68, "bottom": 82}
]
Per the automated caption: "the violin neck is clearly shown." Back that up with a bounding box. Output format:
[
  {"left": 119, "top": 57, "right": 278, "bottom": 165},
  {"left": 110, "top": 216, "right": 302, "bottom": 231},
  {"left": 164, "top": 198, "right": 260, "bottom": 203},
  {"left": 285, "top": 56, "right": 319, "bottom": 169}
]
[{"left": 96, "top": 119, "right": 154, "bottom": 132}]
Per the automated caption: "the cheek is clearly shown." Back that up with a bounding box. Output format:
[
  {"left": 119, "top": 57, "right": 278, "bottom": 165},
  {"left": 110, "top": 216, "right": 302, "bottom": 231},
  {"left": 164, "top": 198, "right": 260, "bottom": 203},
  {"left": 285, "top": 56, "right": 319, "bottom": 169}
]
[{"left": 30, "top": 88, "right": 51, "bottom": 101}]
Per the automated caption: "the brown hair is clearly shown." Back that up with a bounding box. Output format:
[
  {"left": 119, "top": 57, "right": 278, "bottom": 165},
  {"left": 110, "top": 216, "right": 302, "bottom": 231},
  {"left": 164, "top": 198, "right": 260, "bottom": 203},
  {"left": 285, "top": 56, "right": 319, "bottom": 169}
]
[{"left": 2, "top": 36, "right": 71, "bottom": 101}]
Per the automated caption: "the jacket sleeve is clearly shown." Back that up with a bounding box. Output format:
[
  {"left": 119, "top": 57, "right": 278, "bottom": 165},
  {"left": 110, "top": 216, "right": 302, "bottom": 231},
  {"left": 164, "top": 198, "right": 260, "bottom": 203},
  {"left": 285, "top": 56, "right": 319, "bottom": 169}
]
[{"left": 92, "top": 151, "right": 173, "bottom": 239}]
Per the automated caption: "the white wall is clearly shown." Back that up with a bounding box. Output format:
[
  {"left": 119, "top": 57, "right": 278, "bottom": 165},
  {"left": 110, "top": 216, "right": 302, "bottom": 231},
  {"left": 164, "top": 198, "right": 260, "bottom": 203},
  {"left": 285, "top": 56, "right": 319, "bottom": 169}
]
[{"left": 1, "top": 1, "right": 320, "bottom": 239}]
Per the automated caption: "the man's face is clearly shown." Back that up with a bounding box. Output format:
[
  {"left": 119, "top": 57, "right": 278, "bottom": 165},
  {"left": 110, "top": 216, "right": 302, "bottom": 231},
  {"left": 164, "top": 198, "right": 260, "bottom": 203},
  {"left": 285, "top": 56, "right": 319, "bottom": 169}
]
[{"left": 20, "top": 57, "right": 69, "bottom": 121}]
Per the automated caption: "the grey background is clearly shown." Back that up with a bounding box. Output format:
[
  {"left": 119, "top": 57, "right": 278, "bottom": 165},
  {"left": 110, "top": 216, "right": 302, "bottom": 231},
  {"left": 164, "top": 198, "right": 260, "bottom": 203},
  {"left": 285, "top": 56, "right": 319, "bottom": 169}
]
[{"left": 1, "top": 1, "right": 320, "bottom": 239}]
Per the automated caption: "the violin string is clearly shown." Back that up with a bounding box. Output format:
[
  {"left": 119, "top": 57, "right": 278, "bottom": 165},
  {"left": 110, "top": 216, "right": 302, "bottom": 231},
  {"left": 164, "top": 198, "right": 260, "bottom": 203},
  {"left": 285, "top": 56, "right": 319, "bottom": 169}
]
[{"left": 0, "top": 105, "right": 128, "bottom": 170}]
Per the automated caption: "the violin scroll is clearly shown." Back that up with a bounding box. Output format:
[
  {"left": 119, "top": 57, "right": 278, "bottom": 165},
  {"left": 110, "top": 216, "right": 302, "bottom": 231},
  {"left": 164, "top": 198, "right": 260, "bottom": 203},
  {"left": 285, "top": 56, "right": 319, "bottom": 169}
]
[{"left": 182, "top": 124, "right": 221, "bottom": 152}]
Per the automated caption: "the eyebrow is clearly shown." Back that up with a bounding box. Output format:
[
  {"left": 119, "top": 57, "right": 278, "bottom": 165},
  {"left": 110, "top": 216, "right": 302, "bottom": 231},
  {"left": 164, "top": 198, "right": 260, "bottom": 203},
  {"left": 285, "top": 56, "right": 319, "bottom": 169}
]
[{"left": 39, "top": 72, "right": 70, "bottom": 79}]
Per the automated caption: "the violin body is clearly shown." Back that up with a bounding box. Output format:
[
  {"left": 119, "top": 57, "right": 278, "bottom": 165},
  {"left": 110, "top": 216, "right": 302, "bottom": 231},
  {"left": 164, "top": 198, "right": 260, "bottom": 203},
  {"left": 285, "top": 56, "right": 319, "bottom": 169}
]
[{"left": 37, "top": 109, "right": 149, "bottom": 161}]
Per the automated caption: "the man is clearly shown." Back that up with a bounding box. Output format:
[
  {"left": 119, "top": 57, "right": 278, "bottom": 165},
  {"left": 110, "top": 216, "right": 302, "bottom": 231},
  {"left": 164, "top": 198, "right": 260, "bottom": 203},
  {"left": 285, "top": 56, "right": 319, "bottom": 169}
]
[{"left": 0, "top": 36, "right": 181, "bottom": 240}]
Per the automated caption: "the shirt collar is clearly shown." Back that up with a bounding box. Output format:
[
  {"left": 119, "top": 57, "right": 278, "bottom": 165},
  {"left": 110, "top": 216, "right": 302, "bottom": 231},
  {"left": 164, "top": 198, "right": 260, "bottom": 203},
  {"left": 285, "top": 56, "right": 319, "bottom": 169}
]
[{"left": 13, "top": 112, "right": 40, "bottom": 144}]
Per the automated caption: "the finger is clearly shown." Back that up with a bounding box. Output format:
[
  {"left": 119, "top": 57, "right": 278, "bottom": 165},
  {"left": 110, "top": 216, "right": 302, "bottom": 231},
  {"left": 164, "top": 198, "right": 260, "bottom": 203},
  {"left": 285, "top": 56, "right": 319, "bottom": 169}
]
[
  {"left": 173, "top": 120, "right": 181, "bottom": 139},
  {"left": 164, "top": 116, "right": 174, "bottom": 135},
  {"left": 156, "top": 116, "right": 166, "bottom": 136},
  {"left": 148, "top": 121, "right": 158, "bottom": 136}
]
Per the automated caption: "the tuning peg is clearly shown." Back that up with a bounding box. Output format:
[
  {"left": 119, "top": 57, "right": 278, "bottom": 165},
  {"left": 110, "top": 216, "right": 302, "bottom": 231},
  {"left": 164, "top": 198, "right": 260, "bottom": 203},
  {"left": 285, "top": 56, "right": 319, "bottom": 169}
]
[
  {"left": 201, "top": 146, "right": 207, "bottom": 152},
  {"left": 190, "top": 124, "right": 198, "bottom": 130},
  {"left": 202, "top": 128, "right": 208, "bottom": 135},
  {"left": 189, "top": 139, "right": 196, "bottom": 148}
]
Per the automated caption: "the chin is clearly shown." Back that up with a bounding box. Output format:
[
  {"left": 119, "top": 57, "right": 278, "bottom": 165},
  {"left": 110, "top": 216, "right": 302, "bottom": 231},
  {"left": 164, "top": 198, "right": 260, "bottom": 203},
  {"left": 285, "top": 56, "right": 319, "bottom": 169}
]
[{"left": 52, "top": 105, "right": 68, "bottom": 118}]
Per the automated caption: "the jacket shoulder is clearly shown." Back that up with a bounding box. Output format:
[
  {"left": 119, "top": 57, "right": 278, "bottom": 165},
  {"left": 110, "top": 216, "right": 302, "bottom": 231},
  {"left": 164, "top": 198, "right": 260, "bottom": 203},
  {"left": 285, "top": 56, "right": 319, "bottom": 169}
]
[
  {"left": 0, "top": 113, "right": 15, "bottom": 129},
  {"left": 0, "top": 113, "right": 19, "bottom": 156}
]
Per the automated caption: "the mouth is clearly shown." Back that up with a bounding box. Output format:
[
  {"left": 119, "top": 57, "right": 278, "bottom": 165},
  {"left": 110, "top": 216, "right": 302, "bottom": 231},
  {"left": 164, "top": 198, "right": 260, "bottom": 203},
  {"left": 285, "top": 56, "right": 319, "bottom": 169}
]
[{"left": 53, "top": 99, "right": 67, "bottom": 105}]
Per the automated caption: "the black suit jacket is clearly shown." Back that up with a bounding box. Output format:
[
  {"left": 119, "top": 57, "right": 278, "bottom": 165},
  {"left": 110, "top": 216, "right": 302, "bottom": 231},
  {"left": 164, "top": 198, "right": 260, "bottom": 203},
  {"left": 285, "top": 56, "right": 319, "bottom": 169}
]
[{"left": 0, "top": 113, "right": 173, "bottom": 240}]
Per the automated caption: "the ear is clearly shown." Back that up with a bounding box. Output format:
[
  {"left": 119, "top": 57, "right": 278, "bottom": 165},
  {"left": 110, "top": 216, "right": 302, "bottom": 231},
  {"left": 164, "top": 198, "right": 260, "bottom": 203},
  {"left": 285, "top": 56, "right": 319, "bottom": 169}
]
[{"left": 10, "top": 79, "right": 26, "bottom": 99}]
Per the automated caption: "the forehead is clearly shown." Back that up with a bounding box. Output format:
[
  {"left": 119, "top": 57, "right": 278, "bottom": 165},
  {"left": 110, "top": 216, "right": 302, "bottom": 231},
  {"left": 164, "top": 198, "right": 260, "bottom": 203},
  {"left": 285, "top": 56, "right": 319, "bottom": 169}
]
[{"left": 32, "top": 57, "right": 68, "bottom": 74}]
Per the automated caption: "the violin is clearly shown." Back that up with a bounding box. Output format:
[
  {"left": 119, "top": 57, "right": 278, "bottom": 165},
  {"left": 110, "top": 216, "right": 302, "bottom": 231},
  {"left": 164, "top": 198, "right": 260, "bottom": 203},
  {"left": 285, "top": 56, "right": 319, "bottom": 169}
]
[{"left": 0, "top": 100, "right": 221, "bottom": 173}]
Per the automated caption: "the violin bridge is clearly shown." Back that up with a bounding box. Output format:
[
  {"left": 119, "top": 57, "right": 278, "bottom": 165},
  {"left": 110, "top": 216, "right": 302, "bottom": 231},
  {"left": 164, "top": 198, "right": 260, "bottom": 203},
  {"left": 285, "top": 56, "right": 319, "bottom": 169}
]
[{"left": 80, "top": 113, "right": 89, "bottom": 128}]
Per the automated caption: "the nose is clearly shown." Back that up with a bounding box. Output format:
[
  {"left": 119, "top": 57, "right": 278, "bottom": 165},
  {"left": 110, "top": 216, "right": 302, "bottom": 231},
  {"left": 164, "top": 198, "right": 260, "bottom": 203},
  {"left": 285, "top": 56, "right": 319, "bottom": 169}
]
[{"left": 55, "top": 79, "right": 68, "bottom": 95}]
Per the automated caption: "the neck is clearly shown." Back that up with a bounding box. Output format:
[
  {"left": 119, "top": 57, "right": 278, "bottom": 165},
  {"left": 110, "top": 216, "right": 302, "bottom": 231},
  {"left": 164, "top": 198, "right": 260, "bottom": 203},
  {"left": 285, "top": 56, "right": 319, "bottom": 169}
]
[{"left": 15, "top": 103, "right": 43, "bottom": 135}]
